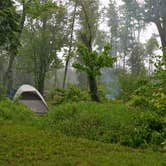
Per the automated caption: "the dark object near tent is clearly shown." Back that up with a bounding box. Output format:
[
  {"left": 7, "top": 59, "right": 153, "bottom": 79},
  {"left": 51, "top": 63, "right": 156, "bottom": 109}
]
[{"left": 14, "top": 85, "right": 48, "bottom": 114}]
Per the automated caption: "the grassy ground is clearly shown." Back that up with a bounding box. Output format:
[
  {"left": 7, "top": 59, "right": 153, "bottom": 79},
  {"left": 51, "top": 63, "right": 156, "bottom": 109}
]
[{"left": 0, "top": 121, "right": 165, "bottom": 166}]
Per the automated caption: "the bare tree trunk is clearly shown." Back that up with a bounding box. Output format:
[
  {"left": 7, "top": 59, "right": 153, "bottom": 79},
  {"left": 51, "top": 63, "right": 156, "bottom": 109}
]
[{"left": 63, "top": 0, "right": 77, "bottom": 88}]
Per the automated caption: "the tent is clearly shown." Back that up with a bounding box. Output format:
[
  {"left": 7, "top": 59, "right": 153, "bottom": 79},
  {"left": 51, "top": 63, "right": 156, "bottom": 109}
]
[{"left": 14, "top": 84, "right": 48, "bottom": 114}]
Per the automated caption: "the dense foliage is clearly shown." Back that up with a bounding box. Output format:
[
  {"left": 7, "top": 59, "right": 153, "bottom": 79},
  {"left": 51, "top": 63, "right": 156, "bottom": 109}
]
[
  {"left": 0, "top": 0, "right": 19, "bottom": 47},
  {"left": 0, "top": 100, "right": 165, "bottom": 149}
]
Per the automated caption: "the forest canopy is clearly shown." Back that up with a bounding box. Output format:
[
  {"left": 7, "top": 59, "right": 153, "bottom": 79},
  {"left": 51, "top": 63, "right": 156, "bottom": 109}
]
[{"left": 0, "top": 0, "right": 165, "bottom": 103}]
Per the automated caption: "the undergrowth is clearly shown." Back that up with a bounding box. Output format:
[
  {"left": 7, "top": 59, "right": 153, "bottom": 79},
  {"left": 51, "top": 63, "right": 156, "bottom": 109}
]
[
  {"left": 44, "top": 102, "right": 165, "bottom": 148},
  {"left": 0, "top": 100, "right": 165, "bottom": 149}
]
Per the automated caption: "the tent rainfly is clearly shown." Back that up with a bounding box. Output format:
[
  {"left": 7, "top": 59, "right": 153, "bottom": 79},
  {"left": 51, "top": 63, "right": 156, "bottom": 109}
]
[{"left": 14, "top": 84, "right": 48, "bottom": 114}]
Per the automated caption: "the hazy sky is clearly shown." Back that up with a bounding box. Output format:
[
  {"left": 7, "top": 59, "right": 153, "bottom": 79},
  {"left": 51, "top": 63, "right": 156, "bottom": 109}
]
[
  {"left": 99, "top": 0, "right": 159, "bottom": 44},
  {"left": 100, "top": 0, "right": 110, "bottom": 5},
  {"left": 100, "top": 0, "right": 123, "bottom": 6}
]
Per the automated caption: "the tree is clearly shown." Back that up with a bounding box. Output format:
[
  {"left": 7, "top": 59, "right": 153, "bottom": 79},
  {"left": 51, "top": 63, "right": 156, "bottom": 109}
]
[
  {"left": 146, "top": 35, "right": 158, "bottom": 75},
  {"left": 128, "top": 43, "right": 146, "bottom": 75},
  {"left": 143, "top": 0, "right": 166, "bottom": 57},
  {"left": 121, "top": 0, "right": 144, "bottom": 42},
  {"left": 76, "top": 0, "right": 100, "bottom": 88},
  {"left": 118, "top": 25, "right": 131, "bottom": 70},
  {"left": 119, "top": 0, "right": 145, "bottom": 70},
  {"left": 18, "top": 0, "right": 66, "bottom": 94},
  {"left": 4, "top": 0, "right": 33, "bottom": 94},
  {"left": 0, "top": 0, "right": 19, "bottom": 47},
  {"left": 62, "top": 0, "right": 78, "bottom": 88},
  {"left": 0, "top": 0, "right": 20, "bottom": 89},
  {"left": 107, "top": 0, "right": 145, "bottom": 70},
  {"left": 77, "top": 0, "right": 100, "bottom": 51},
  {"left": 73, "top": 44, "right": 115, "bottom": 102},
  {"left": 107, "top": 0, "right": 119, "bottom": 57}
]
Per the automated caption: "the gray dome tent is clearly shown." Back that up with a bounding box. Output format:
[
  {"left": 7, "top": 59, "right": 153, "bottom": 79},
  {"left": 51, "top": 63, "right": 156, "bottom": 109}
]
[{"left": 14, "top": 84, "right": 48, "bottom": 114}]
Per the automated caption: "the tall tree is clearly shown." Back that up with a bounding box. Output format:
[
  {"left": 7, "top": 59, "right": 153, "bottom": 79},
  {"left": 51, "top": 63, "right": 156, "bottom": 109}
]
[
  {"left": 128, "top": 43, "right": 146, "bottom": 75},
  {"left": 77, "top": 0, "right": 99, "bottom": 51},
  {"left": 145, "top": 35, "right": 158, "bottom": 75},
  {"left": 0, "top": 0, "right": 19, "bottom": 86},
  {"left": 62, "top": 0, "right": 78, "bottom": 88},
  {"left": 143, "top": 0, "right": 166, "bottom": 57},
  {"left": 107, "top": 0, "right": 119, "bottom": 57},
  {"left": 107, "top": 0, "right": 145, "bottom": 70},
  {"left": 4, "top": 0, "right": 32, "bottom": 94},
  {"left": 0, "top": 0, "right": 19, "bottom": 47},
  {"left": 73, "top": 44, "right": 115, "bottom": 102},
  {"left": 76, "top": 0, "right": 100, "bottom": 89},
  {"left": 19, "top": 0, "right": 66, "bottom": 94},
  {"left": 121, "top": 0, "right": 144, "bottom": 43}
]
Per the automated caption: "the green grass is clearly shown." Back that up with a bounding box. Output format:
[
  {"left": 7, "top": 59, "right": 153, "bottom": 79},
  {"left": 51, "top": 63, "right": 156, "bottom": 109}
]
[{"left": 0, "top": 121, "right": 165, "bottom": 166}]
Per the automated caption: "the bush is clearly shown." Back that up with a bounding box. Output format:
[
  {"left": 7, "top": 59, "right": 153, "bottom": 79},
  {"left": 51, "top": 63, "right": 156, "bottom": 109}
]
[
  {"left": 47, "top": 85, "right": 90, "bottom": 105},
  {"left": 116, "top": 69, "right": 148, "bottom": 102},
  {"left": 0, "top": 84, "right": 6, "bottom": 101},
  {"left": 151, "top": 92, "right": 166, "bottom": 116},
  {"left": 0, "top": 99, "right": 39, "bottom": 124},
  {"left": 133, "top": 111, "right": 165, "bottom": 146},
  {"left": 0, "top": 98, "right": 165, "bottom": 149},
  {"left": 126, "top": 55, "right": 166, "bottom": 115},
  {"left": 127, "top": 95, "right": 150, "bottom": 109},
  {"left": 43, "top": 102, "right": 165, "bottom": 148}
]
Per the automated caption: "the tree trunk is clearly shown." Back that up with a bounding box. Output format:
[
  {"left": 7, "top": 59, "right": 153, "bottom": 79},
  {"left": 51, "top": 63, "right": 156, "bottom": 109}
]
[
  {"left": 148, "top": 56, "right": 151, "bottom": 76},
  {"left": 4, "top": 1, "right": 26, "bottom": 93},
  {"left": 123, "top": 51, "right": 126, "bottom": 70},
  {"left": 63, "top": 0, "right": 77, "bottom": 88},
  {"left": 36, "top": 69, "right": 46, "bottom": 95},
  {"left": 155, "top": 21, "right": 166, "bottom": 55},
  {"left": 38, "top": 76, "right": 45, "bottom": 95},
  {"left": 4, "top": 48, "right": 16, "bottom": 95},
  {"left": 88, "top": 75, "right": 100, "bottom": 102}
]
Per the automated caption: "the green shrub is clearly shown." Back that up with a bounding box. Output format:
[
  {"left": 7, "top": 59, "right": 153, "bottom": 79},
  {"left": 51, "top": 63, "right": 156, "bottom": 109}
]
[
  {"left": 151, "top": 92, "right": 166, "bottom": 116},
  {"left": 116, "top": 69, "right": 148, "bottom": 102},
  {"left": 0, "top": 98, "right": 165, "bottom": 149},
  {"left": 133, "top": 111, "right": 165, "bottom": 146},
  {"left": 47, "top": 85, "right": 90, "bottom": 105},
  {"left": 0, "top": 99, "right": 38, "bottom": 124},
  {"left": 127, "top": 95, "right": 150, "bottom": 109},
  {"left": 43, "top": 102, "right": 165, "bottom": 148},
  {"left": 0, "top": 84, "right": 6, "bottom": 101},
  {"left": 127, "top": 55, "right": 166, "bottom": 115}
]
